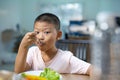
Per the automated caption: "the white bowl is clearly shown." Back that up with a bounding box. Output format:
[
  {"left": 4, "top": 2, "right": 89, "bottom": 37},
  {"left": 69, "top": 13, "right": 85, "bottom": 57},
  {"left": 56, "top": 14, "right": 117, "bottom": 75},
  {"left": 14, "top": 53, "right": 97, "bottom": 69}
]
[{"left": 13, "top": 70, "right": 62, "bottom": 80}]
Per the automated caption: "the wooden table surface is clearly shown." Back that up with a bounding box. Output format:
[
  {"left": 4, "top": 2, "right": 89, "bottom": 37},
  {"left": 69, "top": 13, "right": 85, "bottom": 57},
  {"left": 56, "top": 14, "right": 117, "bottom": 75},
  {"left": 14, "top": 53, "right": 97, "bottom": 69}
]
[
  {"left": 0, "top": 70, "right": 90, "bottom": 80},
  {"left": 61, "top": 74, "right": 89, "bottom": 80}
]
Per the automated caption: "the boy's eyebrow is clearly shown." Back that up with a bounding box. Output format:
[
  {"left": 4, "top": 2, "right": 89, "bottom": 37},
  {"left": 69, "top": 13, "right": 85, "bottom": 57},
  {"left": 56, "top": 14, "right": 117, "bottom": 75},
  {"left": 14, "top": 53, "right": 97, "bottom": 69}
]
[{"left": 34, "top": 27, "right": 52, "bottom": 31}]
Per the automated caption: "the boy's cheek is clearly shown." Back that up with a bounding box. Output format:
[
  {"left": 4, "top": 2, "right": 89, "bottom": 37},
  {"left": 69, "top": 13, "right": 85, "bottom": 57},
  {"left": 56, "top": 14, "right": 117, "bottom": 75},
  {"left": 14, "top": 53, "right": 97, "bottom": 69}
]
[{"left": 34, "top": 38, "right": 38, "bottom": 44}]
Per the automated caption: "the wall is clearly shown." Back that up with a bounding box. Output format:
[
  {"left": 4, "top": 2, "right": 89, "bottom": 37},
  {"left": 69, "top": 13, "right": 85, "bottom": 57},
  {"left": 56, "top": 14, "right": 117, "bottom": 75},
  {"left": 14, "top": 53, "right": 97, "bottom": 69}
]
[
  {"left": 100, "top": 0, "right": 120, "bottom": 15},
  {"left": 0, "top": 0, "right": 120, "bottom": 34},
  {"left": 19, "top": 0, "right": 39, "bottom": 31},
  {"left": 0, "top": 0, "right": 21, "bottom": 32}
]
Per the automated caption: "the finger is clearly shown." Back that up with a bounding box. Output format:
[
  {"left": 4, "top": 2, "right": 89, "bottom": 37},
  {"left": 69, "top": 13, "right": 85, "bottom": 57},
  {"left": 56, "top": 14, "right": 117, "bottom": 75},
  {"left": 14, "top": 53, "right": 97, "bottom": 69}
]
[
  {"left": 27, "top": 32, "right": 36, "bottom": 37},
  {"left": 31, "top": 31, "right": 36, "bottom": 36},
  {"left": 27, "top": 32, "right": 36, "bottom": 39},
  {"left": 27, "top": 40, "right": 34, "bottom": 46}
]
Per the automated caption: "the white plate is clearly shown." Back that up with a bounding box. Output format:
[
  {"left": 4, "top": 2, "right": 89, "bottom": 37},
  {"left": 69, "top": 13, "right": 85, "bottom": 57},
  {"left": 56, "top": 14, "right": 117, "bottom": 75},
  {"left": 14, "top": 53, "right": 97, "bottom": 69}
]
[{"left": 13, "top": 70, "right": 62, "bottom": 80}]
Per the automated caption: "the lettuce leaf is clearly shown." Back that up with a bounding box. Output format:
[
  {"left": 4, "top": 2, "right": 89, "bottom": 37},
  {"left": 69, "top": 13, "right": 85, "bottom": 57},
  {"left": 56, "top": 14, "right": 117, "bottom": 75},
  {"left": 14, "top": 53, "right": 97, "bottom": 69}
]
[{"left": 40, "top": 68, "right": 60, "bottom": 80}]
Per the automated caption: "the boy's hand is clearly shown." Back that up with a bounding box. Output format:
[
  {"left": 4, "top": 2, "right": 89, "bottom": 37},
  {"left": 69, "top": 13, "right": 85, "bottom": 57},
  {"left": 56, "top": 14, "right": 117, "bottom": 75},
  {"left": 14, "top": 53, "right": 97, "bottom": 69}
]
[{"left": 20, "top": 32, "right": 36, "bottom": 48}]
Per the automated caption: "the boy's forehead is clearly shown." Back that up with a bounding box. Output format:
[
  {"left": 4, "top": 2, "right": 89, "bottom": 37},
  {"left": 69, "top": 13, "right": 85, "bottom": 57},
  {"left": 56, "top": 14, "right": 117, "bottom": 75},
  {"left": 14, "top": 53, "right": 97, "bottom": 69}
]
[
  {"left": 34, "top": 27, "right": 52, "bottom": 30},
  {"left": 34, "top": 21, "right": 55, "bottom": 30},
  {"left": 35, "top": 21, "right": 55, "bottom": 26}
]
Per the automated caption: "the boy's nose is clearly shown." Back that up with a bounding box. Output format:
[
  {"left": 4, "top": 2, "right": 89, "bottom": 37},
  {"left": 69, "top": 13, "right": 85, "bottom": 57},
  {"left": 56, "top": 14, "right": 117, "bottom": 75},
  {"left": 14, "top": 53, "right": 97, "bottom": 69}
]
[{"left": 36, "top": 33, "right": 44, "bottom": 40}]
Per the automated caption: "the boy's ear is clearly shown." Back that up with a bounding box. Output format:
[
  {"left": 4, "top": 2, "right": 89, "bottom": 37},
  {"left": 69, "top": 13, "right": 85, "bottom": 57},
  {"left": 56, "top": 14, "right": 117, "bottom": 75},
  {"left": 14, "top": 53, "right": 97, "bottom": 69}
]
[{"left": 57, "top": 31, "right": 62, "bottom": 40}]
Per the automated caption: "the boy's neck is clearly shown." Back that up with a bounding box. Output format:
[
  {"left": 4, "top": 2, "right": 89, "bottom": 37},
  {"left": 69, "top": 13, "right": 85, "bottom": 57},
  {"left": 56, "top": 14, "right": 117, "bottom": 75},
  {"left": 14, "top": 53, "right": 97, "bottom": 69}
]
[{"left": 41, "top": 47, "right": 58, "bottom": 62}]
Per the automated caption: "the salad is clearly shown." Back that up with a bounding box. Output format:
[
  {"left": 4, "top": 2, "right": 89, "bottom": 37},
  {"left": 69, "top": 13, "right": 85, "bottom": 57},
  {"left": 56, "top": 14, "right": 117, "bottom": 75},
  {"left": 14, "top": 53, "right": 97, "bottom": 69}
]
[{"left": 21, "top": 68, "right": 60, "bottom": 80}]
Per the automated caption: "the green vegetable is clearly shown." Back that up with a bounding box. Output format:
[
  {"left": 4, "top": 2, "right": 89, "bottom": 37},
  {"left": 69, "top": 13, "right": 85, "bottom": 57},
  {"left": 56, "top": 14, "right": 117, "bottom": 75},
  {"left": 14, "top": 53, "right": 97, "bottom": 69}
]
[
  {"left": 21, "top": 73, "right": 27, "bottom": 77},
  {"left": 40, "top": 68, "right": 60, "bottom": 80}
]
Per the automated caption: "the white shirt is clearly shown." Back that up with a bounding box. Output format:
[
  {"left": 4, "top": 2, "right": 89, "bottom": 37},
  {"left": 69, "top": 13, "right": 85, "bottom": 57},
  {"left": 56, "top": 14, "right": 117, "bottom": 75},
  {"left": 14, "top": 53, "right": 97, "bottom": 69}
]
[{"left": 26, "top": 46, "right": 91, "bottom": 74}]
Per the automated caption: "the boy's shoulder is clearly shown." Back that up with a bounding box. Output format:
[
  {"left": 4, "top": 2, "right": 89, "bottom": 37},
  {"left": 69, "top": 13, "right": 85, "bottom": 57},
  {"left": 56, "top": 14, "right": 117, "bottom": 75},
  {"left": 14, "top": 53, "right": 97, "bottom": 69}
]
[{"left": 58, "top": 49, "right": 73, "bottom": 56}]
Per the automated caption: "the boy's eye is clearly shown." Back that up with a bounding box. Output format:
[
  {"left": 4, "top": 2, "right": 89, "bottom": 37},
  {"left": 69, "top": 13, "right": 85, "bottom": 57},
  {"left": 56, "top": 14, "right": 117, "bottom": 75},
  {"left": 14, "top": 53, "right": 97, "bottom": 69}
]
[
  {"left": 35, "top": 31, "right": 39, "bottom": 34},
  {"left": 44, "top": 31, "right": 50, "bottom": 34}
]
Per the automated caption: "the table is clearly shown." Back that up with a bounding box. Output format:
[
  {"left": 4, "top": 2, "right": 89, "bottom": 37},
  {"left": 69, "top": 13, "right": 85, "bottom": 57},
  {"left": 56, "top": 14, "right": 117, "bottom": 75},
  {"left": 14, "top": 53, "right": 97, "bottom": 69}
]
[
  {"left": 0, "top": 70, "right": 14, "bottom": 80},
  {"left": 0, "top": 70, "right": 90, "bottom": 80},
  {"left": 61, "top": 74, "right": 89, "bottom": 80}
]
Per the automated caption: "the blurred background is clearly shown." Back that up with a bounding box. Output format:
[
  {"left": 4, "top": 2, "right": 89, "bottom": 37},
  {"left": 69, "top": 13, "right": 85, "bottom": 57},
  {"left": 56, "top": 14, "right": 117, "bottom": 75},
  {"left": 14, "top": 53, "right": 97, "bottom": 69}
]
[{"left": 0, "top": 0, "right": 120, "bottom": 72}]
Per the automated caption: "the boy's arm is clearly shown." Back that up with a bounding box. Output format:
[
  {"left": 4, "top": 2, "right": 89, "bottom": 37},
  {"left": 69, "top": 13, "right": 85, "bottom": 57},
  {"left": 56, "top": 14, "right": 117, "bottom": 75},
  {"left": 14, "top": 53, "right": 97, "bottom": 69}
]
[
  {"left": 14, "top": 44, "right": 31, "bottom": 73},
  {"left": 86, "top": 65, "right": 93, "bottom": 76},
  {"left": 14, "top": 32, "right": 36, "bottom": 73}
]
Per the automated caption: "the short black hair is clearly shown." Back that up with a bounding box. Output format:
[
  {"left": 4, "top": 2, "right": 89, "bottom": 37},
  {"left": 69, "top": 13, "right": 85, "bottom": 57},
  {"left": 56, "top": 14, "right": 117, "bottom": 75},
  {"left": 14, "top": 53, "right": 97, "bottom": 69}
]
[{"left": 34, "top": 13, "right": 60, "bottom": 30}]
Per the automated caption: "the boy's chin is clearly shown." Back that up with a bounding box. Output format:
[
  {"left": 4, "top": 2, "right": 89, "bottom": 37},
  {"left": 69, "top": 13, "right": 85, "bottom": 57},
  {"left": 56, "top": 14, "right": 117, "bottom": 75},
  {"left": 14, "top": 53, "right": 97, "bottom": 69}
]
[{"left": 37, "top": 46, "right": 45, "bottom": 50}]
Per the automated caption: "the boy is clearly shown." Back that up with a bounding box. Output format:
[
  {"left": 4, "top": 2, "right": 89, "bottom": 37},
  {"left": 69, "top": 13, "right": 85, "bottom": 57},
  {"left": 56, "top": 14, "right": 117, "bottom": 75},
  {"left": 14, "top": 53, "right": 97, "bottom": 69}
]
[{"left": 14, "top": 13, "right": 92, "bottom": 75}]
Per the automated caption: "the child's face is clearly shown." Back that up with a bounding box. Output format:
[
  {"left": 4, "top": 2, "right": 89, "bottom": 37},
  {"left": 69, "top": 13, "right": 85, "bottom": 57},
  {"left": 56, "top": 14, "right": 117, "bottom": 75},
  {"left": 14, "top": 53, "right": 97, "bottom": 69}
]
[{"left": 34, "top": 21, "right": 61, "bottom": 51}]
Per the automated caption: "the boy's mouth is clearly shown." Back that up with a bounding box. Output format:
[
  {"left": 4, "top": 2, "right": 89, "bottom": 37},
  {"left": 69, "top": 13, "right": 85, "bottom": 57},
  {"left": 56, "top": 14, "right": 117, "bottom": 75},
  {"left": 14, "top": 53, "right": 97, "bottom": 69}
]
[{"left": 36, "top": 40, "right": 45, "bottom": 46}]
